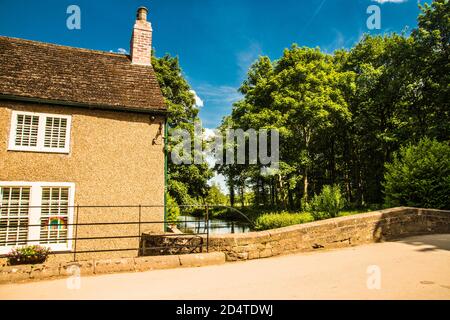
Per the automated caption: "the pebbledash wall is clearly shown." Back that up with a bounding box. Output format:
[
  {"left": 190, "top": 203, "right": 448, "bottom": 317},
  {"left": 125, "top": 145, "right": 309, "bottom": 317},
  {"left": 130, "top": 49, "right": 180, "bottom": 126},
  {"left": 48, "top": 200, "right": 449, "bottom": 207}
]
[
  {"left": 207, "top": 207, "right": 450, "bottom": 261},
  {"left": 0, "top": 101, "right": 165, "bottom": 263}
]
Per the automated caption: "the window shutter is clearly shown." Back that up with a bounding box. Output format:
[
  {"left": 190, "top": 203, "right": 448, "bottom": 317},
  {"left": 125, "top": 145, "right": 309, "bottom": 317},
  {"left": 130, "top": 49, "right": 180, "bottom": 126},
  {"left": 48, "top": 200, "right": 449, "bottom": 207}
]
[
  {"left": 44, "top": 117, "right": 68, "bottom": 149},
  {"left": 15, "top": 114, "right": 39, "bottom": 147},
  {"left": 40, "top": 187, "right": 69, "bottom": 244},
  {"left": 0, "top": 187, "right": 30, "bottom": 247}
]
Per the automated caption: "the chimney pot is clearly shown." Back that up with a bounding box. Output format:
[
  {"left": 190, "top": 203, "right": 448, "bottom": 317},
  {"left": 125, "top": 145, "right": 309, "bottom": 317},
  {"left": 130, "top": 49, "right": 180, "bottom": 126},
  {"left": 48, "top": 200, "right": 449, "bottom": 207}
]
[{"left": 137, "top": 6, "right": 148, "bottom": 21}]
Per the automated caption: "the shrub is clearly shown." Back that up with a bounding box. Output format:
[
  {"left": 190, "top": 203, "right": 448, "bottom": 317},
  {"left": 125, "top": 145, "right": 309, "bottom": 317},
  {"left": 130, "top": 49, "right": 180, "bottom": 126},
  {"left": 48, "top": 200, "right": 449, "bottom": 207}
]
[
  {"left": 383, "top": 138, "right": 450, "bottom": 209},
  {"left": 7, "top": 245, "right": 50, "bottom": 265},
  {"left": 166, "top": 195, "right": 181, "bottom": 224},
  {"left": 254, "top": 212, "right": 314, "bottom": 231},
  {"left": 310, "top": 184, "right": 345, "bottom": 220}
]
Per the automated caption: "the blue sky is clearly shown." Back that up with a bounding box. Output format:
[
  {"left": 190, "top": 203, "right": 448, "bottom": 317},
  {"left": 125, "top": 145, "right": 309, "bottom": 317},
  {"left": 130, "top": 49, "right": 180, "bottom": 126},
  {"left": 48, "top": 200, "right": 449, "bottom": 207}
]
[{"left": 0, "top": 0, "right": 428, "bottom": 129}]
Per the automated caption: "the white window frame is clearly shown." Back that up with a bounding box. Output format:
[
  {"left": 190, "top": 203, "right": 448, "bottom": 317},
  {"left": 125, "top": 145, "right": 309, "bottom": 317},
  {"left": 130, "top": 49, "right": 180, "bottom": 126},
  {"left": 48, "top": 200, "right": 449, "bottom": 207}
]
[
  {"left": 8, "top": 110, "right": 72, "bottom": 154},
  {"left": 0, "top": 182, "right": 75, "bottom": 255}
]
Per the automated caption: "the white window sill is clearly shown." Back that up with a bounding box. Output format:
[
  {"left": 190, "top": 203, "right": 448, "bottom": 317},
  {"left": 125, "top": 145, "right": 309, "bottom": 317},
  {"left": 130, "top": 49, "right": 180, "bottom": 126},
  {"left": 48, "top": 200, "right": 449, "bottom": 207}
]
[{"left": 7, "top": 147, "right": 70, "bottom": 154}]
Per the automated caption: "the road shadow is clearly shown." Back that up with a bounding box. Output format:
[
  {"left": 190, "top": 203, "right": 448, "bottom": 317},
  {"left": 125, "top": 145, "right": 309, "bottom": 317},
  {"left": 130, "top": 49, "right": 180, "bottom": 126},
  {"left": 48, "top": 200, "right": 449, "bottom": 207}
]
[
  {"left": 395, "top": 234, "right": 450, "bottom": 252},
  {"left": 397, "top": 233, "right": 450, "bottom": 252},
  {"left": 372, "top": 208, "right": 450, "bottom": 252}
]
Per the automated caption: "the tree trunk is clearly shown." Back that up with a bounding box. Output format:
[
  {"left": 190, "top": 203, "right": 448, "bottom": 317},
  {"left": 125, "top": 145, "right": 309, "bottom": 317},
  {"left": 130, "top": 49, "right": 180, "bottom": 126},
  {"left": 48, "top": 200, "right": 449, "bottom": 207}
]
[
  {"left": 229, "top": 183, "right": 235, "bottom": 207},
  {"left": 303, "top": 168, "right": 309, "bottom": 202}
]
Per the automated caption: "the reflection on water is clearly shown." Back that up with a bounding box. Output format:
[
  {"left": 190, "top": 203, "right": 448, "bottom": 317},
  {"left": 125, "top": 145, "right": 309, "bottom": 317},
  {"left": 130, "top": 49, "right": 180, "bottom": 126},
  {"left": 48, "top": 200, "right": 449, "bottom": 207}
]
[{"left": 177, "top": 215, "right": 251, "bottom": 235}]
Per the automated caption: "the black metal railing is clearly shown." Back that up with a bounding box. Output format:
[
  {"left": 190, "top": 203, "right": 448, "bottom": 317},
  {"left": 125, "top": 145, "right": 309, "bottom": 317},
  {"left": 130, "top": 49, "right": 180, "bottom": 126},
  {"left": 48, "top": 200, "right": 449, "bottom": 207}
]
[{"left": 0, "top": 204, "right": 253, "bottom": 261}]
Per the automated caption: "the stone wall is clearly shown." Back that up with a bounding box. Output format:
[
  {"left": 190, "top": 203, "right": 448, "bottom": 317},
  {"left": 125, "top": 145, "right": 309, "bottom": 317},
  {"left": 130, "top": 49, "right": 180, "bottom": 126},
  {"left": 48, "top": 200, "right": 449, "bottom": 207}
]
[
  {"left": 0, "top": 252, "right": 225, "bottom": 284},
  {"left": 207, "top": 207, "right": 450, "bottom": 261}
]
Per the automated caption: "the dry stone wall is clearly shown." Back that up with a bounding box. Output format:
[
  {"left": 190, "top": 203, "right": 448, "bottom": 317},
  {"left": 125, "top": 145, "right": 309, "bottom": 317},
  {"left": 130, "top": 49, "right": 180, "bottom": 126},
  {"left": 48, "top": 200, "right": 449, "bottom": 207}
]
[{"left": 207, "top": 207, "right": 450, "bottom": 261}]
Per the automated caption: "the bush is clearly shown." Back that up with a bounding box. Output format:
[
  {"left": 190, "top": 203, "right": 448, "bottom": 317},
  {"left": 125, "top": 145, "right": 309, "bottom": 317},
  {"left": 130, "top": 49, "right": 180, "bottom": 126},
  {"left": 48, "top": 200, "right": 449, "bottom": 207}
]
[
  {"left": 7, "top": 245, "right": 50, "bottom": 265},
  {"left": 310, "top": 184, "right": 345, "bottom": 219},
  {"left": 254, "top": 212, "right": 314, "bottom": 231},
  {"left": 166, "top": 195, "right": 181, "bottom": 224},
  {"left": 383, "top": 138, "right": 450, "bottom": 209}
]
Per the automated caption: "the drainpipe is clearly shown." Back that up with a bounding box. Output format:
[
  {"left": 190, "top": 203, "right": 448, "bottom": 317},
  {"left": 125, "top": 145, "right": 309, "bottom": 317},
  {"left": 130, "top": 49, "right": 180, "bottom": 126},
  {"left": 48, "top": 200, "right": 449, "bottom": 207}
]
[{"left": 164, "top": 117, "right": 168, "bottom": 232}]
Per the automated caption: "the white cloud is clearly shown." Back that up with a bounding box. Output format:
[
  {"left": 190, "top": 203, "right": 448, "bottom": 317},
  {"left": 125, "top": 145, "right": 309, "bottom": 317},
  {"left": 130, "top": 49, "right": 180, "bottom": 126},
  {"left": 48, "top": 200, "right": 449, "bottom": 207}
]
[
  {"left": 372, "top": 0, "right": 408, "bottom": 4},
  {"left": 236, "top": 42, "right": 263, "bottom": 78},
  {"left": 195, "top": 84, "right": 242, "bottom": 104},
  {"left": 190, "top": 90, "right": 204, "bottom": 108},
  {"left": 323, "top": 29, "right": 346, "bottom": 53},
  {"left": 109, "top": 48, "right": 128, "bottom": 54}
]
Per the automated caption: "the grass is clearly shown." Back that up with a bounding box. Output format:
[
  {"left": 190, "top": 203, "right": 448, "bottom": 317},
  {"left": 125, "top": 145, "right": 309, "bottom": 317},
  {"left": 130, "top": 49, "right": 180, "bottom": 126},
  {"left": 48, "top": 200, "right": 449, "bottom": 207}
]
[
  {"left": 338, "top": 208, "right": 378, "bottom": 217},
  {"left": 178, "top": 205, "right": 383, "bottom": 231},
  {"left": 253, "top": 212, "right": 315, "bottom": 231},
  {"left": 252, "top": 207, "right": 382, "bottom": 231}
]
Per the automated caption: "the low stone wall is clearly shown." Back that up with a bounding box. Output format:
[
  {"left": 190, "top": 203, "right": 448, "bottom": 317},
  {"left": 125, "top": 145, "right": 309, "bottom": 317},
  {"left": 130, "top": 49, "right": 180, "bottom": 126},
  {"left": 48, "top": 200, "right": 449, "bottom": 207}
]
[
  {"left": 1, "top": 207, "right": 449, "bottom": 283},
  {"left": 0, "top": 252, "right": 225, "bottom": 284},
  {"left": 207, "top": 207, "right": 450, "bottom": 261}
]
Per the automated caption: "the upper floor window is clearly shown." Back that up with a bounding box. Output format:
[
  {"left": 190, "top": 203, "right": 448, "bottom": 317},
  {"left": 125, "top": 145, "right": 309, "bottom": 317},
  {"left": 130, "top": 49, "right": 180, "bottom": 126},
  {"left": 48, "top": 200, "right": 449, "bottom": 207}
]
[{"left": 8, "top": 111, "right": 71, "bottom": 153}]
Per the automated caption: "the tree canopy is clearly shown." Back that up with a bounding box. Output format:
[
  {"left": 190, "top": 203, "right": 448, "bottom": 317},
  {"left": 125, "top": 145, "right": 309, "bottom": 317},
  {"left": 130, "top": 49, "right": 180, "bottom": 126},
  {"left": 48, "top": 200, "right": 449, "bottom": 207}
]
[
  {"left": 152, "top": 54, "right": 213, "bottom": 207},
  {"left": 219, "top": 0, "right": 449, "bottom": 210}
]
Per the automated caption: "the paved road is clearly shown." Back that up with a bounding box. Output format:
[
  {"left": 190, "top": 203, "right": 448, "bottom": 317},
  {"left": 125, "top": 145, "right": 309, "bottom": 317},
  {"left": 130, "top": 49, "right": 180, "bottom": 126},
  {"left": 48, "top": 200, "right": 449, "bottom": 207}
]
[{"left": 1, "top": 234, "right": 450, "bottom": 300}]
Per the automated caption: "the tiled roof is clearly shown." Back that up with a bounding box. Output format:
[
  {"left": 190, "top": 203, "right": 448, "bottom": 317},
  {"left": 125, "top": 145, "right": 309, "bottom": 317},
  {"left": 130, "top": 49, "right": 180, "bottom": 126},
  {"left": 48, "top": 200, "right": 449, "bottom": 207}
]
[{"left": 0, "top": 36, "right": 166, "bottom": 113}]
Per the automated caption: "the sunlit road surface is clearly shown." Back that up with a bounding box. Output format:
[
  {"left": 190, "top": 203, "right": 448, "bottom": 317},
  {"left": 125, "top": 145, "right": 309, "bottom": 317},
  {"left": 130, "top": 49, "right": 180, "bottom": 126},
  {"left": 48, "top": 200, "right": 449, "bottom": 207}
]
[{"left": 1, "top": 234, "right": 449, "bottom": 300}]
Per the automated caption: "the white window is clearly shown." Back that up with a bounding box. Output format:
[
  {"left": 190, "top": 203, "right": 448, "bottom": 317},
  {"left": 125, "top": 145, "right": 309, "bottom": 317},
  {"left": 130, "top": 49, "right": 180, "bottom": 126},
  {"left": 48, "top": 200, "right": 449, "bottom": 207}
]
[
  {"left": 0, "top": 187, "right": 30, "bottom": 248},
  {"left": 0, "top": 182, "right": 75, "bottom": 255},
  {"left": 39, "top": 187, "right": 70, "bottom": 245},
  {"left": 8, "top": 111, "right": 72, "bottom": 153}
]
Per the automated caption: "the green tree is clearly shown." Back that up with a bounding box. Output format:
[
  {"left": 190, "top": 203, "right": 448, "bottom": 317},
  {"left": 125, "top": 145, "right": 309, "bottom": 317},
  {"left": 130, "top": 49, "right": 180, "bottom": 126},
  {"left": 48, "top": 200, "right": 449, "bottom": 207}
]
[
  {"left": 310, "top": 185, "right": 346, "bottom": 219},
  {"left": 271, "top": 46, "right": 354, "bottom": 203},
  {"left": 409, "top": 0, "right": 450, "bottom": 140},
  {"left": 152, "top": 54, "right": 213, "bottom": 207},
  {"left": 205, "top": 184, "right": 229, "bottom": 205},
  {"left": 344, "top": 34, "right": 411, "bottom": 204},
  {"left": 166, "top": 194, "right": 181, "bottom": 223},
  {"left": 216, "top": 0, "right": 450, "bottom": 212},
  {"left": 383, "top": 138, "right": 450, "bottom": 209},
  {"left": 229, "top": 47, "right": 354, "bottom": 208}
]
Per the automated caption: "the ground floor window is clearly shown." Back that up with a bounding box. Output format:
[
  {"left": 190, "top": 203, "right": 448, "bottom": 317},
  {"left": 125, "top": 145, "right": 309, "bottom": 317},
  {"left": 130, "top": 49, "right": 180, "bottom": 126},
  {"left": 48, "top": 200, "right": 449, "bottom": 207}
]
[
  {"left": 40, "top": 187, "right": 70, "bottom": 245},
  {"left": 0, "top": 187, "right": 30, "bottom": 247},
  {"left": 0, "top": 182, "right": 75, "bottom": 255}
]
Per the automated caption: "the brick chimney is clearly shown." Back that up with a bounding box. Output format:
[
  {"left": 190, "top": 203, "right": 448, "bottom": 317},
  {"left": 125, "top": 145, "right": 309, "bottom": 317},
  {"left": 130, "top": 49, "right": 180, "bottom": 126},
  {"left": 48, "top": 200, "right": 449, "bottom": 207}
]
[{"left": 130, "top": 7, "right": 152, "bottom": 66}]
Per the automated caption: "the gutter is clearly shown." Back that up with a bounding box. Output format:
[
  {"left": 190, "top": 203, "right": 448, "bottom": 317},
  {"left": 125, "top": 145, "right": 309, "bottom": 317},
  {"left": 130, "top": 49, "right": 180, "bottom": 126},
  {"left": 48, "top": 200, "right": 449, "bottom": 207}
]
[
  {"left": 164, "top": 117, "right": 169, "bottom": 232},
  {"left": 0, "top": 94, "right": 169, "bottom": 116}
]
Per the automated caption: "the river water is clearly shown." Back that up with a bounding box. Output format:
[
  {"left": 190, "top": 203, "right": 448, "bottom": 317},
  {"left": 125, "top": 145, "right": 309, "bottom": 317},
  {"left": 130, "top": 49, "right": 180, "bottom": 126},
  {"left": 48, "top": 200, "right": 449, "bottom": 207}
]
[{"left": 177, "top": 215, "right": 251, "bottom": 235}]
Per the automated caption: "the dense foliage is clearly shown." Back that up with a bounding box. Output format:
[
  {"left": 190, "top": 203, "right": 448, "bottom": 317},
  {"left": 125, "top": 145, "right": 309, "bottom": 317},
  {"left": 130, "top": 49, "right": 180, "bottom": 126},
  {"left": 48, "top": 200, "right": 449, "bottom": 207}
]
[
  {"left": 152, "top": 54, "right": 213, "bottom": 210},
  {"left": 166, "top": 194, "right": 181, "bottom": 223},
  {"left": 384, "top": 138, "right": 450, "bottom": 209},
  {"left": 309, "top": 185, "right": 346, "bottom": 219},
  {"left": 218, "top": 0, "right": 449, "bottom": 211}
]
